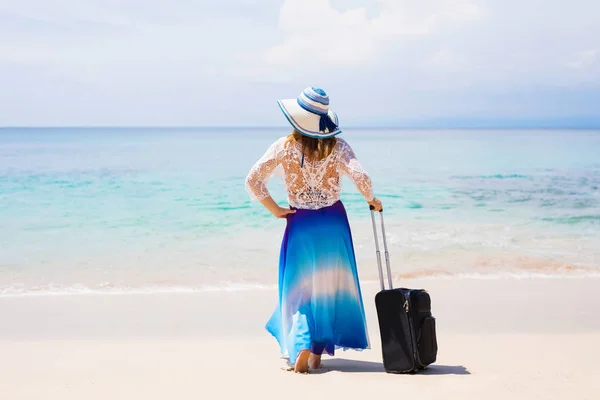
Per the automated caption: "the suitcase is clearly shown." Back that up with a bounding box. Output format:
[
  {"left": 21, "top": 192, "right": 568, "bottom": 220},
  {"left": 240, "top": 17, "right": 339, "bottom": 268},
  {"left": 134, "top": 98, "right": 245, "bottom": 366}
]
[{"left": 370, "top": 206, "right": 438, "bottom": 373}]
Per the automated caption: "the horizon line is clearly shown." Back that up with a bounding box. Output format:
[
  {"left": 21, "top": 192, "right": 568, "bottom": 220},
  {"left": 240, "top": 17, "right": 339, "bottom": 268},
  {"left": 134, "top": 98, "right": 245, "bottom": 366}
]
[
  {"left": 2, "top": 117, "right": 600, "bottom": 130},
  {"left": 2, "top": 125, "right": 600, "bottom": 130}
]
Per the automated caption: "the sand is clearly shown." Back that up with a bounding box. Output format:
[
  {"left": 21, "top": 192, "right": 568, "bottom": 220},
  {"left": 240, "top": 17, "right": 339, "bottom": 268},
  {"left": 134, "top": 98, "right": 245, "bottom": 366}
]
[{"left": 1, "top": 278, "right": 599, "bottom": 399}]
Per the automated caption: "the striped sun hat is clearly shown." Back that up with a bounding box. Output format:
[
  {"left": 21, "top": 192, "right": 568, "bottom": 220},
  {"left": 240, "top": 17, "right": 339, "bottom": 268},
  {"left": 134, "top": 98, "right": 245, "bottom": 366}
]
[{"left": 277, "top": 87, "right": 341, "bottom": 139}]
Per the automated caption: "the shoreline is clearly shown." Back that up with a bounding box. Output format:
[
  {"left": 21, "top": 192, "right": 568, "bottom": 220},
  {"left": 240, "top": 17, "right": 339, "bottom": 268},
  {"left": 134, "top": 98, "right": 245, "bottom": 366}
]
[
  {"left": 2, "top": 271, "right": 600, "bottom": 298},
  {"left": 0, "top": 266, "right": 600, "bottom": 300}
]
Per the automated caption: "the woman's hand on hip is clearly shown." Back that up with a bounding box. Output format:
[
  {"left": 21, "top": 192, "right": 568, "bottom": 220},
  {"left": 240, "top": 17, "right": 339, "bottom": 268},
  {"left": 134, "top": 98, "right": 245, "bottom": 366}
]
[
  {"left": 273, "top": 206, "right": 296, "bottom": 219},
  {"left": 368, "top": 197, "right": 383, "bottom": 212},
  {"left": 259, "top": 196, "right": 296, "bottom": 218}
]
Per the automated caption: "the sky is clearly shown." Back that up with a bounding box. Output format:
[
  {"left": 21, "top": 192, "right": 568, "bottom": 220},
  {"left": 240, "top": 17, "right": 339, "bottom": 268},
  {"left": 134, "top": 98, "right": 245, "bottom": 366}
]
[{"left": 0, "top": 0, "right": 599, "bottom": 127}]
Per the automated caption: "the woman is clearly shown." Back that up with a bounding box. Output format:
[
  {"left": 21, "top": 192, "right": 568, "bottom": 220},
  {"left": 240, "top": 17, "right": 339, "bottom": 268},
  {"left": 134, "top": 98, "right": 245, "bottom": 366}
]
[{"left": 245, "top": 87, "right": 382, "bottom": 373}]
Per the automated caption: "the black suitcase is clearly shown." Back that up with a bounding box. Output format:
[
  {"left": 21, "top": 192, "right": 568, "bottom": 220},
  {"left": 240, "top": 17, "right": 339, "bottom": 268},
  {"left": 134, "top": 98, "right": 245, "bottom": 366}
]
[{"left": 370, "top": 206, "right": 438, "bottom": 373}]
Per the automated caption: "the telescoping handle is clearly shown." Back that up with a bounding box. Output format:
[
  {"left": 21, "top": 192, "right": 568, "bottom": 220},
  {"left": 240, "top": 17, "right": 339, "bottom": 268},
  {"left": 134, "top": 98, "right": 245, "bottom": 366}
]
[{"left": 370, "top": 205, "right": 393, "bottom": 291}]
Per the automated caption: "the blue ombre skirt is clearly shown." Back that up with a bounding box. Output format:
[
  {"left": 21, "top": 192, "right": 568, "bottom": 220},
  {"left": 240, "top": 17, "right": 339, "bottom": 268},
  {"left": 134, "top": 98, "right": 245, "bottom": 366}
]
[{"left": 266, "top": 200, "right": 370, "bottom": 365}]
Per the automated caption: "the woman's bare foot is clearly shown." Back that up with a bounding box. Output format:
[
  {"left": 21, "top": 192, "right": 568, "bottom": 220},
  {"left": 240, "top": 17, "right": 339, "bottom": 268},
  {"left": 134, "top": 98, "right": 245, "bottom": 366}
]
[
  {"left": 294, "top": 350, "right": 310, "bottom": 373},
  {"left": 308, "top": 353, "right": 322, "bottom": 370}
]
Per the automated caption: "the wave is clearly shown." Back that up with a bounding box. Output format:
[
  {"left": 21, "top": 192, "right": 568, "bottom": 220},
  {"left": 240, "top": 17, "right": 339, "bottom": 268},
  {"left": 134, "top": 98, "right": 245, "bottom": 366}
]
[
  {"left": 452, "top": 174, "right": 530, "bottom": 180},
  {"left": 387, "top": 263, "right": 600, "bottom": 280},
  {"left": 206, "top": 205, "right": 252, "bottom": 211},
  {"left": 0, "top": 283, "right": 277, "bottom": 298},
  {"left": 2, "top": 269, "right": 599, "bottom": 297},
  {"left": 541, "top": 215, "right": 600, "bottom": 224},
  {"left": 397, "top": 271, "right": 600, "bottom": 280}
]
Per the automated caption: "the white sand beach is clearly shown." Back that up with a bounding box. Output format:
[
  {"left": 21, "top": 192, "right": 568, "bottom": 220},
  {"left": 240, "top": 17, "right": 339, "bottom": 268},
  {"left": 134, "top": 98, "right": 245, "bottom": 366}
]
[
  {"left": 3, "top": 0, "right": 600, "bottom": 396},
  {"left": 1, "top": 277, "right": 599, "bottom": 400}
]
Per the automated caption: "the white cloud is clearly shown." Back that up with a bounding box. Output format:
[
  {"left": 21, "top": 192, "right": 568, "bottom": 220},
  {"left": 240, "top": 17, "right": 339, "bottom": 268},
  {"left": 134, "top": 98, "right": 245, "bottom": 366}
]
[
  {"left": 0, "top": 0, "right": 279, "bottom": 85},
  {"left": 425, "top": 48, "right": 468, "bottom": 70},
  {"left": 0, "top": 0, "right": 136, "bottom": 28},
  {"left": 264, "top": 0, "right": 484, "bottom": 67},
  {"left": 566, "top": 50, "right": 598, "bottom": 69}
]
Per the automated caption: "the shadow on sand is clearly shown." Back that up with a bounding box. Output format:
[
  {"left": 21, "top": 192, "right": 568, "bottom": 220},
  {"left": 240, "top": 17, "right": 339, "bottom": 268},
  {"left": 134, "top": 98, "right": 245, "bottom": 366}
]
[{"left": 314, "top": 359, "right": 470, "bottom": 375}]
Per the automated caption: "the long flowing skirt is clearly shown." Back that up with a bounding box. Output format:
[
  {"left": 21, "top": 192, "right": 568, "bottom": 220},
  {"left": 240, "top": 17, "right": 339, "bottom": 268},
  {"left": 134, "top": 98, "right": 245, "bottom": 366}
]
[{"left": 266, "top": 200, "right": 370, "bottom": 365}]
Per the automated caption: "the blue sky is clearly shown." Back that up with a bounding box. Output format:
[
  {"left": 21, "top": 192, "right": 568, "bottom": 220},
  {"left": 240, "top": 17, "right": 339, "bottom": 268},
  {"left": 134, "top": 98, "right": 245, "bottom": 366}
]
[{"left": 0, "top": 0, "right": 599, "bottom": 127}]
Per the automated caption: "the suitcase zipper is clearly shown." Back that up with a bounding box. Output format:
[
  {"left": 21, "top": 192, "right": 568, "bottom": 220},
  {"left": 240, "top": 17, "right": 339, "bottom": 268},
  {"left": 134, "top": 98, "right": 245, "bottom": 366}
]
[{"left": 404, "top": 293, "right": 418, "bottom": 371}]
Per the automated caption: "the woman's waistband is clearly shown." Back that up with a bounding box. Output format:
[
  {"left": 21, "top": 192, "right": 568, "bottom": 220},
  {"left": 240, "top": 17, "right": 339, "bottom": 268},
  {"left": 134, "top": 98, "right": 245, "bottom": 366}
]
[{"left": 289, "top": 199, "right": 343, "bottom": 211}]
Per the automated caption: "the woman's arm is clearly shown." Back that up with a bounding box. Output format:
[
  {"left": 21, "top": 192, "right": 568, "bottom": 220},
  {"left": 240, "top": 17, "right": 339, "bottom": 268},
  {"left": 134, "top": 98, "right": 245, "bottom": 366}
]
[
  {"left": 338, "top": 139, "right": 382, "bottom": 211},
  {"left": 260, "top": 196, "right": 296, "bottom": 218},
  {"left": 245, "top": 139, "right": 296, "bottom": 218}
]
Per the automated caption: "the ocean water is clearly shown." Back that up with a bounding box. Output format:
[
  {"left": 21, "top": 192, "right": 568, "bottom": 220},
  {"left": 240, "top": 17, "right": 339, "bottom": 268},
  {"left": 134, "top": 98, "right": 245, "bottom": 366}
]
[{"left": 1, "top": 128, "right": 599, "bottom": 296}]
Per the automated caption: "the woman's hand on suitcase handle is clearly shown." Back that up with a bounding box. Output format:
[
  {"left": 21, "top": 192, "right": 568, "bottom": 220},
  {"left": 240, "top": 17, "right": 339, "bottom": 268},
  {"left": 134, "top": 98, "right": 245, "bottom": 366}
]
[{"left": 368, "top": 197, "right": 383, "bottom": 212}]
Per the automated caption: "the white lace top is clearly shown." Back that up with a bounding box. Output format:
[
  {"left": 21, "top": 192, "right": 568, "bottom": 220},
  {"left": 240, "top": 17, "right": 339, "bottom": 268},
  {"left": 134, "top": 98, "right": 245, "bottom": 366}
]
[{"left": 245, "top": 136, "right": 374, "bottom": 210}]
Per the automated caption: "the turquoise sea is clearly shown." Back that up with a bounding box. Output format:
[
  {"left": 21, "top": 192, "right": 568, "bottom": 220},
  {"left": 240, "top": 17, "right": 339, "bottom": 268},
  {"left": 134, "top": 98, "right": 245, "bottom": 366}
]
[{"left": 1, "top": 128, "right": 599, "bottom": 295}]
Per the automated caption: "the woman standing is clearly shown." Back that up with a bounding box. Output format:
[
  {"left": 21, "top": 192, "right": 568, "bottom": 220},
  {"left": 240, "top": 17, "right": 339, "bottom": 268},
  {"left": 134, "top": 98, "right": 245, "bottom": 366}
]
[{"left": 245, "top": 87, "right": 382, "bottom": 373}]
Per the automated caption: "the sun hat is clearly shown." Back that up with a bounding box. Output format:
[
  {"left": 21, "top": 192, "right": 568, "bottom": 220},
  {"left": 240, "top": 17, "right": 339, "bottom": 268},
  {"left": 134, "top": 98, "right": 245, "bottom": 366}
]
[{"left": 277, "top": 87, "right": 342, "bottom": 139}]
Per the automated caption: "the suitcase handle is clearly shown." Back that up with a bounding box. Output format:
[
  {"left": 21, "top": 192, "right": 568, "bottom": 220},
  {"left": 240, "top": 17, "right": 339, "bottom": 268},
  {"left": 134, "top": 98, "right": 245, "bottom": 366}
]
[{"left": 370, "top": 205, "right": 393, "bottom": 290}]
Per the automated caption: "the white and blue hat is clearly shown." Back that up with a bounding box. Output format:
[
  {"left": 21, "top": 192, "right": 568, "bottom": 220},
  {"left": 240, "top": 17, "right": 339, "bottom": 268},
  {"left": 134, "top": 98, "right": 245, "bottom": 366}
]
[{"left": 277, "top": 87, "right": 342, "bottom": 139}]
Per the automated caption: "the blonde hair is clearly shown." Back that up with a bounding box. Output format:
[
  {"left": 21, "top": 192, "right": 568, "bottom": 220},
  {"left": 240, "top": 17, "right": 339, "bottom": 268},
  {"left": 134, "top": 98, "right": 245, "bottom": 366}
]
[{"left": 287, "top": 130, "right": 337, "bottom": 161}]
